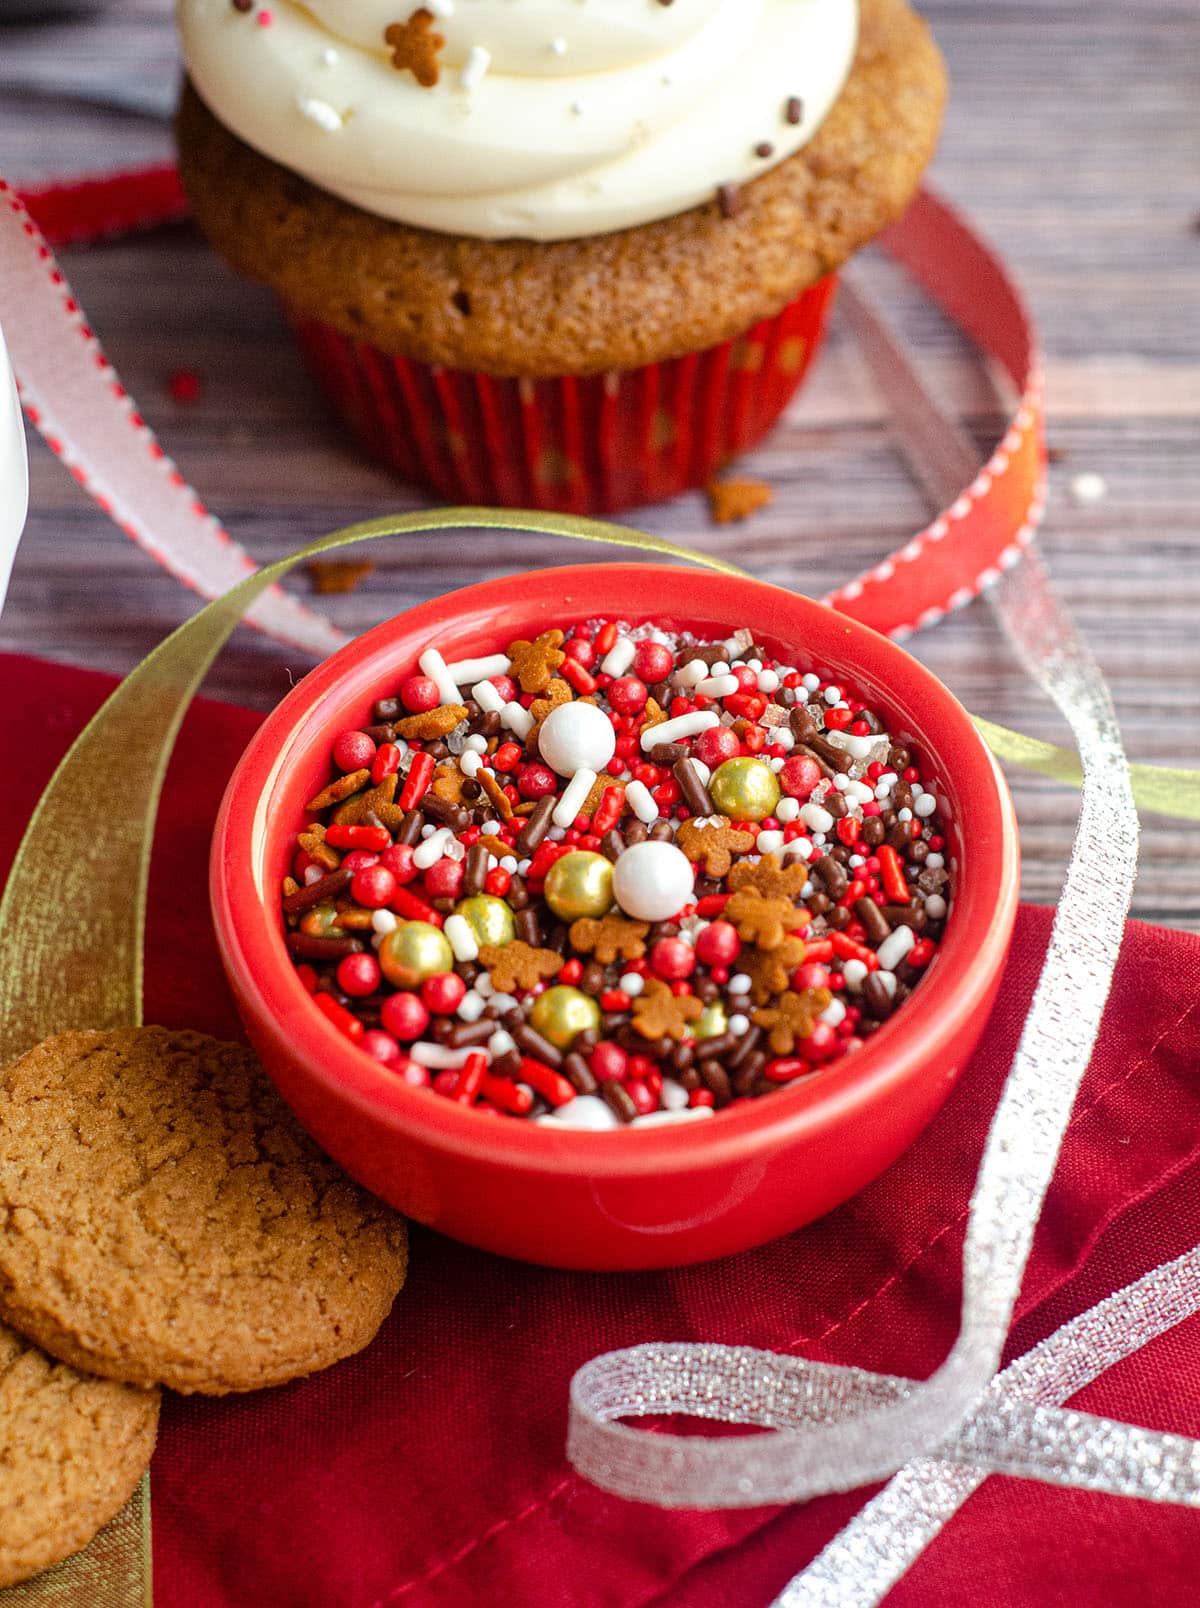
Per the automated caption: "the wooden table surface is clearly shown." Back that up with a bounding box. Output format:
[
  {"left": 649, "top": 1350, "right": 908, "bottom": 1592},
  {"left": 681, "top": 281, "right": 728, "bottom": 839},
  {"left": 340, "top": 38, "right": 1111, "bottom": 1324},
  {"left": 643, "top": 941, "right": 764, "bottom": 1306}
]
[{"left": 2, "top": 1, "right": 1198, "bottom": 927}]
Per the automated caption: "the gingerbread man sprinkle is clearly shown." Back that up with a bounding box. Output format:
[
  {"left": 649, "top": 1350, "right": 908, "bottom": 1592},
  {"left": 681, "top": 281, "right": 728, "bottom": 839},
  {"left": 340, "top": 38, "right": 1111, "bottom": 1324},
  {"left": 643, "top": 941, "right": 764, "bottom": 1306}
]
[
  {"left": 384, "top": 10, "right": 445, "bottom": 87},
  {"left": 569, "top": 914, "right": 649, "bottom": 966},
  {"left": 676, "top": 816, "right": 756, "bottom": 878},
  {"left": 632, "top": 979, "right": 704, "bottom": 1042},
  {"left": 506, "top": 630, "right": 566, "bottom": 696},
  {"left": 727, "top": 853, "right": 810, "bottom": 903},
  {"left": 752, "top": 987, "right": 832, "bottom": 1055},
  {"left": 478, "top": 943, "right": 562, "bottom": 995},
  {"left": 724, "top": 886, "right": 809, "bottom": 951}
]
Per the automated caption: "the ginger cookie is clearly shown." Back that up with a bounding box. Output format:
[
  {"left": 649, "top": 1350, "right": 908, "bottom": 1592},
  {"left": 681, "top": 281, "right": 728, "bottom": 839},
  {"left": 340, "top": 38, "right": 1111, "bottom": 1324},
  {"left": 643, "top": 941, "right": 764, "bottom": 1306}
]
[
  {"left": 0, "top": 1028, "right": 407, "bottom": 1395},
  {"left": 0, "top": 1318, "right": 159, "bottom": 1588}
]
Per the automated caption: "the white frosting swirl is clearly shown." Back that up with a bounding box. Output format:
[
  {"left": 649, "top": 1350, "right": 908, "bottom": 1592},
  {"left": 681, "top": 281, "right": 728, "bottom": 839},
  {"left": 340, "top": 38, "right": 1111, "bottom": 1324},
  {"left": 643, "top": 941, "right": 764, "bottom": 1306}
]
[{"left": 179, "top": 0, "right": 859, "bottom": 242}]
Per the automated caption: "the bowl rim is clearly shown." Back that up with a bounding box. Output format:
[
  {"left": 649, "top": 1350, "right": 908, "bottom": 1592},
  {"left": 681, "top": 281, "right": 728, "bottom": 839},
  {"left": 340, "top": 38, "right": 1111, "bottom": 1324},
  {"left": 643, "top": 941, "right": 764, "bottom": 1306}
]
[{"left": 211, "top": 561, "right": 1020, "bottom": 1180}]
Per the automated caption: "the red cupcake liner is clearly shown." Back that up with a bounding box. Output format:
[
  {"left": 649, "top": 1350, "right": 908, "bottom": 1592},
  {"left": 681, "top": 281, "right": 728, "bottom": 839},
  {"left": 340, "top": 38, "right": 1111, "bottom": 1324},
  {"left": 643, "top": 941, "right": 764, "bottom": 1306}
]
[{"left": 284, "top": 275, "right": 837, "bottom": 514}]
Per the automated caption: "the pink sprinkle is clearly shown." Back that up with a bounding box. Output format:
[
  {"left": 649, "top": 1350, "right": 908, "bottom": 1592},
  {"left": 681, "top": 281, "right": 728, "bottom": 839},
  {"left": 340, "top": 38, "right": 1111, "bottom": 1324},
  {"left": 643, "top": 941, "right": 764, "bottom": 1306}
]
[{"left": 257, "top": 8, "right": 273, "bottom": 23}]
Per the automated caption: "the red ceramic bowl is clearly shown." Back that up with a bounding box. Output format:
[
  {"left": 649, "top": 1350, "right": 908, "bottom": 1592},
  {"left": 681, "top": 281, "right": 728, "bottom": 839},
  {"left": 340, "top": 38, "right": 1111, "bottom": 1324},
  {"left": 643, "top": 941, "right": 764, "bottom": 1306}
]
[{"left": 211, "top": 563, "right": 1019, "bottom": 1271}]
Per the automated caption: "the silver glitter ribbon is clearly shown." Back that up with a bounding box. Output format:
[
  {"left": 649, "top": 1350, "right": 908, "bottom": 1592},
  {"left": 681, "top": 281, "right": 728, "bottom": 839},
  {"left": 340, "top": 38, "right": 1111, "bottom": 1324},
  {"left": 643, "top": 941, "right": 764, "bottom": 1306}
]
[{"left": 566, "top": 282, "right": 1192, "bottom": 1600}]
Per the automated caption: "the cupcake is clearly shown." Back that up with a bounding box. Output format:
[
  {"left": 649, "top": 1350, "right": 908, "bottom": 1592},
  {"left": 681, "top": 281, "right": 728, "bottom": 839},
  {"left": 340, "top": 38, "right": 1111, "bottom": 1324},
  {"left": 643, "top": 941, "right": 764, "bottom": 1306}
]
[{"left": 176, "top": 0, "right": 945, "bottom": 512}]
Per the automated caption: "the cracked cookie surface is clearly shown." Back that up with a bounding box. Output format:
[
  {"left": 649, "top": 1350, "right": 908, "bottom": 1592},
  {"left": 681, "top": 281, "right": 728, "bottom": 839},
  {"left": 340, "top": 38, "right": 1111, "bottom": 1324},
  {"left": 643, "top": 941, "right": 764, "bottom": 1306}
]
[
  {"left": 0, "top": 1027, "right": 407, "bottom": 1394},
  {"left": 0, "top": 1317, "right": 158, "bottom": 1587}
]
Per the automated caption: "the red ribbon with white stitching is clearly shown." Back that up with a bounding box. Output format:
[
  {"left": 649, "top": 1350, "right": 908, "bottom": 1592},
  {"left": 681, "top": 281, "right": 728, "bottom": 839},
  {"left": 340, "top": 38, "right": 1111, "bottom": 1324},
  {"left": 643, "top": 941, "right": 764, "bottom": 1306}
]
[{"left": 4, "top": 169, "right": 1043, "bottom": 649}]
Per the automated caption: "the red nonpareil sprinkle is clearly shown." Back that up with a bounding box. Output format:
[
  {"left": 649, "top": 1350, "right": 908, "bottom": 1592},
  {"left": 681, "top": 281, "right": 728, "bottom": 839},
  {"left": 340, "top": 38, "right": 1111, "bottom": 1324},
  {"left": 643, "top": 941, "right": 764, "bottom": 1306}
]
[{"left": 168, "top": 367, "right": 203, "bottom": 403}]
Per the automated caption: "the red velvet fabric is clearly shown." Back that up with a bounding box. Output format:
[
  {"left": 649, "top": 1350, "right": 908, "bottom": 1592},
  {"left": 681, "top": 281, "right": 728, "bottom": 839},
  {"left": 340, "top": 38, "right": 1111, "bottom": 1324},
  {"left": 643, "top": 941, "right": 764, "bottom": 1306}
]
[{"left": 5, "top": 652, "right": 1199, "bottom": 1608}]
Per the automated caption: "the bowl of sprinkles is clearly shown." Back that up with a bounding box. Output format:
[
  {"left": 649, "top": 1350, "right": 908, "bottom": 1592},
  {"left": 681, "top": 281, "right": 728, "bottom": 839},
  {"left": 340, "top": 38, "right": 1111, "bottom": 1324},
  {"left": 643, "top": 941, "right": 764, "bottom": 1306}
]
[{"left": 212, "top": 564, "right": 1019, "bottom": 1269}]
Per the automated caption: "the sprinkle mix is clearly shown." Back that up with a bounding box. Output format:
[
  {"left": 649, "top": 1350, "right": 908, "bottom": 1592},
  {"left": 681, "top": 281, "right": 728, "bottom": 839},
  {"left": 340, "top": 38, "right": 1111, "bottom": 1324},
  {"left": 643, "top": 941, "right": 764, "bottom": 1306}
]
[{"left": 281, "top": 621, "right": 952, "bottom": 1131}]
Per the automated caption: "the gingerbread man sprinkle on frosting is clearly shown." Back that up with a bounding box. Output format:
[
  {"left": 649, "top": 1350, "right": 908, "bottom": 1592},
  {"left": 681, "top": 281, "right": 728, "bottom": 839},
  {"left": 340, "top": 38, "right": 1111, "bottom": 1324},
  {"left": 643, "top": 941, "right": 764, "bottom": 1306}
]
[{"left": 384, "top": 10, "right": 445, "bottom": 88}]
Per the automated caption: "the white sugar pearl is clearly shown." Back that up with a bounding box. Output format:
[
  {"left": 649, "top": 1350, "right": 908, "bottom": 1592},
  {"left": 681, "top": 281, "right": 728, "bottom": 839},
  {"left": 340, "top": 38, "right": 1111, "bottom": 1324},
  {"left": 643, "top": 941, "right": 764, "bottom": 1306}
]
[
  {"left": 728, "top": 1012, "right": 750, "bottom": 1035},
  {"left": 820, "top": 997, "right": 847, "bottom": 1027},
  {"left": 776, "top": 798, "right": 800, "bottom": 823},
  {"left": 727, "top": 974, "right": 752, "bottom": 996},
  {"left": 802, "top": 673, "right": 820, "bottom": 692},
  {"left": 488, "top": 1028, "right": 516, "bottom": 1058},
  {"left": 926, "top": 852, "right": 945, "bottom": 870},
  {"left": 371, "top": 909, "right": 398, "bottom": 934},
  {"left": 800, "top": 803, "right": 834, "bottom": 833},
  {"left": 1070, "top": 470, "right": 1107, "bottom": 505},
  {"left": 823, "top": 686, "right": 842, "bottom": 705},
  {"left": 619, "top": 972, "right": 644, "bottom": 998},
  {"left": 456, "top": 990, "right": 487, "bottom": 1022},
  {"left": 612, "top": 840, "right": 694, "bottom": 922},
  {"left": 303, "top": 865, "right": 325, "bottom": 886},
  {"left": 925, "top": 894, "right": 948, "bottom": 920},
  {"left": 914, "top": 793, "right": 938, "bottom": 817},
  {"left": 757, "top": 830, "right": 785, "bottom": 855},
  {"left": 757, "top": 668, "right": 780, "bottom": 694},
  {"left": 538, "top": 700, "right": 616, "bottom": 776}
]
